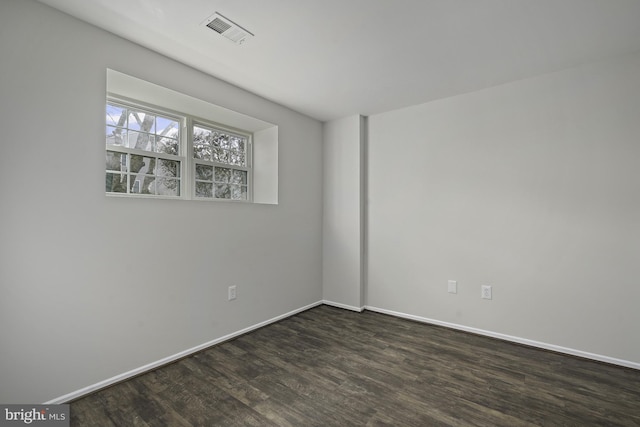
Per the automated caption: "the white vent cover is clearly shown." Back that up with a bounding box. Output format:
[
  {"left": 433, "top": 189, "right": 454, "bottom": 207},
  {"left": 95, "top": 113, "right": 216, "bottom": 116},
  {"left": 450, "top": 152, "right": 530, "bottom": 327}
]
[{"left": 203, "top": 13, "right": 253, "bottom": 45}]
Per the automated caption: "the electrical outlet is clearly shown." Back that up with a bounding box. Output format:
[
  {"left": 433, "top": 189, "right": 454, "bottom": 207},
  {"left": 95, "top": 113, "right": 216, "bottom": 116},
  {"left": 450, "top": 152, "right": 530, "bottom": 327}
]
[
  {"left": 481, "top": 285, "right": 492, "bottom": 300},
  {"left": 228, "top": 285, "right": 237, "bottom": 301},
  {"left": 448, "top": 280, "right": 457, "bottom": 294}
]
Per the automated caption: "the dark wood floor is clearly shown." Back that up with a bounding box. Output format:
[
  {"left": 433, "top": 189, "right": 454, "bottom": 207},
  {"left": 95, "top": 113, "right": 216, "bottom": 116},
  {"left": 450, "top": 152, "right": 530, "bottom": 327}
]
[{"left": 70, "top": 305, "right": 640, "bottom": 426}]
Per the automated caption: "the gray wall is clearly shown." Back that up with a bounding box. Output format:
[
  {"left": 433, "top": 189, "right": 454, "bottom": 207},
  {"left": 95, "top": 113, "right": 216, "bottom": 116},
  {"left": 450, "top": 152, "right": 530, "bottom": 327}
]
[
  {"left": 0, "top": 0, "right": 323, "bottom": 403},
  {"left": 367, "top": 51, "right": 640, "bottom": 365}
]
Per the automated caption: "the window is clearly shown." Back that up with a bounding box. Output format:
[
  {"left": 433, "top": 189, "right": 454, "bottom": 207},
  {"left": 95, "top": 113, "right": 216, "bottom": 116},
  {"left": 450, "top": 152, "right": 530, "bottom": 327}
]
[
  {"left": 106, "top": 68, "right": 278, "bottom": 204},
  {"left": 193, "top": 124, "right": 250, "bottom": 200},
  {"left": 105, "top": 99, "right": 251, "bottom": 201}
]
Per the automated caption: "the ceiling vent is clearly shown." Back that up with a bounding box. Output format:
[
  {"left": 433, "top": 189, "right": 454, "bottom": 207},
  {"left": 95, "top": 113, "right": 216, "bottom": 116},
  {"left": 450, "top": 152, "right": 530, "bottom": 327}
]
[{"left": 203, "top": 13, "right": 253, "bottom": 45}]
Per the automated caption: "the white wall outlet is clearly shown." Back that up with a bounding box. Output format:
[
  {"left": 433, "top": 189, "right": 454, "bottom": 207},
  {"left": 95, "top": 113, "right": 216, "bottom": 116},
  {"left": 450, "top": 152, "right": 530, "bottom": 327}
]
[
  {"left": 448, "top": 280, "right": 457, "bottom": 294},
  {"left": 228, "top": 285, "right": 237, "bottom": 301},
  {"left": 481, "top": 285, "right": 492, "bottom": 300}
]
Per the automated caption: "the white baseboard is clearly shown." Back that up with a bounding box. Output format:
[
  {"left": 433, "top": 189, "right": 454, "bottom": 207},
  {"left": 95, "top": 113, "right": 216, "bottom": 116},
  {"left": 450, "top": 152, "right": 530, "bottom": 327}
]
[
  {"left": 365, "top": 305, "right": 640, "bottom": 371},
  {"left": 323, "top": 300, "right": 364, "bottom": 312},
  {"left": 45, "top": 300, "right": 323, "bottom": 404}
]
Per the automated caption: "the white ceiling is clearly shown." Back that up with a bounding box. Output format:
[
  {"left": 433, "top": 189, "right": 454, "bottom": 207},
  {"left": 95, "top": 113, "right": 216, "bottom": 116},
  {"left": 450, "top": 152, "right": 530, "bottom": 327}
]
[{"left": 38, "top": 0, "right": 640, "bottom": 121}]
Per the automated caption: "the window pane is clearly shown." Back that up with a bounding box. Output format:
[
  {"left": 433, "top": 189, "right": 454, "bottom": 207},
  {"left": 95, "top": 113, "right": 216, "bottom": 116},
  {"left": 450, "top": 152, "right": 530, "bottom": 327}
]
[
  {"left": 214, "top": 167, "right": 231, "bottom": 183},
  {"left": 106, "top": 126, "right": 126, "bottom": 146},
  {"left": 156, "top": 117, "right": 179, "bottom": 139},
  {"left": 195, "top": 164, "right": 213, "bottom": 181},
  {"left": 130, "top": 155, "right": 155, "bottom": 176},
  {"left": 128, "top": 110, "right": 155, "bottom": 133},
  {"left": 230, "top": 184, "right": 247, "bottom": 200},
  {"left": 106, "top": 151, "right": 127, "bottom": 172},
  {"left": 194, "top": 143, "right": 211, "bottom": 161},
  {"left": 157, "top": 178, "right": 180, "bottom": 196},
  {"left": 156, "top": 137, "right": 178, "bottom": 155},
  {"left": 214, "top": 132, "right": 230, "bottom": 149},
  {"left": 131, "top": 176, "right": 155, "bottom": 194},
  {"left": 157, "top": 159, "right": 179, "bottom": 178},
  {"left": 106, "top": 104, "right": 126, "bottom": 127},
  {"left": 229, "top": 151, "right": 245, "bottom": 166},
  {"left": 210, "top": 147, "right": 221, "bottom": 163},
  {"left": 231, "top": 170, "right": 247, "bottom": 185},
  {"left": 215, "top": 148, "right": 229, "bottom": 164},
  {"left": 106, "top": 172, "right": 127, "bottom": 193},
  {"left": 230, "top": 136, "right": 245, "bottom": 152},
  {"left": 128, "top": 131, "right": 154, "bottom": 151},
  {"left": 195, "top": 182, "right": 213, "bottom": 198},
  {"left": 215, "top": 183, "right": 230, "bottom": 199}
]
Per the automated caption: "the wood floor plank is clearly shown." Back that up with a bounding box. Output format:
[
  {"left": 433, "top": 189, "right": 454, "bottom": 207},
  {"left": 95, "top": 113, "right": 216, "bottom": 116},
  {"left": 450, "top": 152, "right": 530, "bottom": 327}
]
[{"left": 70, "top": 305, "right": 640, "bottom": 426}]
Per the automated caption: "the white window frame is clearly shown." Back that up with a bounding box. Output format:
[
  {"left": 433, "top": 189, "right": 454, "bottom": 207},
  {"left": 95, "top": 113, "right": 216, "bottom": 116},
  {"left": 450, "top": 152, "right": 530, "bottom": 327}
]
[{"left": 106, "top": 96, "right": 253, "bottom": 202}]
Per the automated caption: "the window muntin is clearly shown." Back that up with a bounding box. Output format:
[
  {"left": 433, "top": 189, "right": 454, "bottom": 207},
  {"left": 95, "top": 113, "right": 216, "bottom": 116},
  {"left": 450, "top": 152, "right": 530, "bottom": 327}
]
[{"left": 193, "top": 124, "right": 250, "bottom": 201}]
